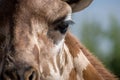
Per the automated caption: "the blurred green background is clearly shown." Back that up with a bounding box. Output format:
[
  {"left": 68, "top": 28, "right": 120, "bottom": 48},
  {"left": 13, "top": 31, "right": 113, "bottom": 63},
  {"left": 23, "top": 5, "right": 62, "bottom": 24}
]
[{"left": 71, "top": 0, "right": 120, "bottom": 78}]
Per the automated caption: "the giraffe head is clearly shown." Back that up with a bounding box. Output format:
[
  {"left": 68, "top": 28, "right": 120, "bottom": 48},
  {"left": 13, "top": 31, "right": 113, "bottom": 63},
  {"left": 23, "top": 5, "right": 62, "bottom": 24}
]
[{"left": 0, "top": 0, "right": 92, "bottom": 80}]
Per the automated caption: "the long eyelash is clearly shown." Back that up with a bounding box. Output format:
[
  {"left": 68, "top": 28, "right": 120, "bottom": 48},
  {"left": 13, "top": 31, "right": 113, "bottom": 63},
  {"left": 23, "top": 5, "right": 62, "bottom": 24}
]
[{"left": 65, "top": 20, "right": 75, "bottom": 25}]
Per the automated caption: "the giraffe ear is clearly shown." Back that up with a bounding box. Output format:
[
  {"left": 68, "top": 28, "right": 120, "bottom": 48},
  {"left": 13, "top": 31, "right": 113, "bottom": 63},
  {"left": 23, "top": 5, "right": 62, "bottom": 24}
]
[{"left": 63, "top": 0, "right": 93, "bottom": 12}]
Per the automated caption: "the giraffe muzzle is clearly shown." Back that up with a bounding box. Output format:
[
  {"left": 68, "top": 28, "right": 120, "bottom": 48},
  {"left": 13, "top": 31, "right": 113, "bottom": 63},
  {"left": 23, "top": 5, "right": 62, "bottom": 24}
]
[{"left": 0, "top": 66, "right": 39, "bottom": 80}]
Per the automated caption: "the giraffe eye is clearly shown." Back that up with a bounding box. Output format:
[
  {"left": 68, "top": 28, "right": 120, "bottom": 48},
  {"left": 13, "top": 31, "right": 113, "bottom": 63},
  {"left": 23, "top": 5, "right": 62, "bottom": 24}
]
[
  {"left": 53, "top": 12, "right": 74, "bottom": 34},
  {"left": 54, "top": 20, "right": 74, "bottom": 34},
  {"left": 47, "top": 13, "right": 74, "bottom": 44}
]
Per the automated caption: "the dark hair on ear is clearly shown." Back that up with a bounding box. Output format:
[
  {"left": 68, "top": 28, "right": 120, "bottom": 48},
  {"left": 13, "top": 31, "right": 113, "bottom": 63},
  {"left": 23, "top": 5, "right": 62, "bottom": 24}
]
[{"left": 66, "top": 0, "right": 79, "bottom": 4}]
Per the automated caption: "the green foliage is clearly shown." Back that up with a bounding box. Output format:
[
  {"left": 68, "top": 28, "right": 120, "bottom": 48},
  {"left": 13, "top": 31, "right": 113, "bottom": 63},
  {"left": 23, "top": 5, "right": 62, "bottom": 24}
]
[
  {"left": 79, "top": 16, "right": 120, "bottom": 78},
  {"left": 108, "top": 15, "right": 120, "bottom": 77}
]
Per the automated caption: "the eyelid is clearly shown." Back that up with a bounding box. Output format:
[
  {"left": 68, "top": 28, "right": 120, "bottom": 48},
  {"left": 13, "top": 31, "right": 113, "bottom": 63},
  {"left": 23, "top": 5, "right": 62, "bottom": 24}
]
[
  {"left": 52, "top": 16, "right": 66, "bottom": 25},
  {"left": 64, "top": 20, "right": 74, "bottom": 25},
  {"left": 53, "top": 16, "right": 74, "bottom": 25},
  {"left": 52, "top": 11, "right": 74, "bottom": 25}
]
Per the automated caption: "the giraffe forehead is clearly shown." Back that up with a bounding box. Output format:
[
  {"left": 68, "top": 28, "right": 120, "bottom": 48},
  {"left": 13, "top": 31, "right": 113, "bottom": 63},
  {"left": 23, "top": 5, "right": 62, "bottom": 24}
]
[
  {"left": 24, "top": 0, "right": 72, "bottom": 22},
  {"left": 40, "top": 0, "right": 72, "bottom": 22}
]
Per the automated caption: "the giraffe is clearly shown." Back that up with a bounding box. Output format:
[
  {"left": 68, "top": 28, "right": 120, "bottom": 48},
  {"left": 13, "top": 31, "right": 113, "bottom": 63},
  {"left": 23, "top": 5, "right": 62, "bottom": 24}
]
[{"left": 0, "top": 0, "right": 117, "bottom": 80}]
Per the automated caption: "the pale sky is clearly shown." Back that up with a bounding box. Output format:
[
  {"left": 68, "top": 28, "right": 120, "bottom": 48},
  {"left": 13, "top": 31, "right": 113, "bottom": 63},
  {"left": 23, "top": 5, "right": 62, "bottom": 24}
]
[
  {"left": 71, "top": 0, "right": 120, "bottom": 55},
  {"left": 71, "top": 0, "right": 120, "bottom": 37}
]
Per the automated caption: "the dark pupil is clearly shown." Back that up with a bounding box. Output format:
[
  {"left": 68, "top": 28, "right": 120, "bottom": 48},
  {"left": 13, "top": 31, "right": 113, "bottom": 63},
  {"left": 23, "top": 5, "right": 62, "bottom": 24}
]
[{"left": 55, "top": 21, "right": 69, "bottom": 34}]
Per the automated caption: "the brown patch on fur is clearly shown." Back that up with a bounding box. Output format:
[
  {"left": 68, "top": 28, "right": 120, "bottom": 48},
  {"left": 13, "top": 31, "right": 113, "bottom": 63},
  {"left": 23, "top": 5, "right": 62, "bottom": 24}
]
[
  {"left": 56, "top": 54, "right": 60, "bottom": 69},
  {"left": 68, "top": 68, "right": 77, "bottom": 80},
  {"left": 65, "top": 32, "right": 80, "bottom": 57},
  {"left": 65, "top": 32, "right": 118, "bottom": 80},
  {"left": 83, "top": 64, "right": 104, "bottom": 80},
  {"left": 64, "top": 50, "right": 68, "bottom": 65},
  {"left": 33, "top": 45, "right": 39, "bottom": 64},
  {"left": 41, "top": 63, "right": 50, "bottom": 78}
]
